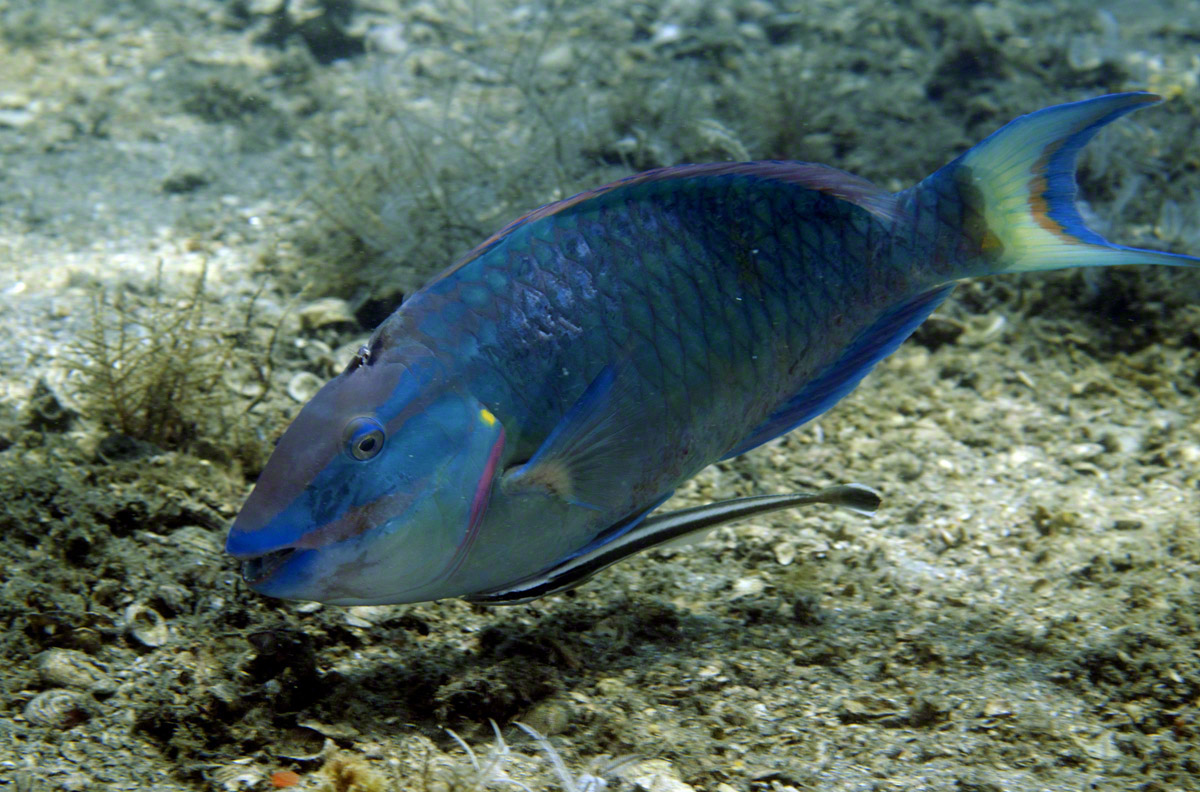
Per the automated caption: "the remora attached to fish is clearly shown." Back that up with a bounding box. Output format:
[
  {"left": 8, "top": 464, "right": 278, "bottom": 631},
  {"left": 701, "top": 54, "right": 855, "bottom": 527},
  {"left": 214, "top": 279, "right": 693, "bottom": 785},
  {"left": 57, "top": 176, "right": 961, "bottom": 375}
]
[
  {"left": 226, "top": 92, "right": 1198, "bottom": 606},
  {"left": 466, "top": 484, "right": 881, "bottom": 605}
]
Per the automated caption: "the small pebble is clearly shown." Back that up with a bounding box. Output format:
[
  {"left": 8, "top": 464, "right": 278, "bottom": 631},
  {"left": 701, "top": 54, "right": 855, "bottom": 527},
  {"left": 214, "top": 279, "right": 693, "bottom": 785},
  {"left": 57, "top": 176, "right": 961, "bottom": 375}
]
[
  {"left": 24, "top": 689, "right": 88, "bottom": 729},
  {"left": 521, "top": 699, "right": 571, "bottom": 736},
  {"left": 37, "top": 649, "right": 113, "bottom": 695},
  {"left": 298, "top": 298, "right": 356, "bottom": 331},
  {"left": 729, "top": 577, "right": 765, "bottom": 599},
  {"left": 0, "top": 108, "right": 35, "bottom": 128},
  {"left": 287, "top": 371, "right": 323, "bottom": 403},
  {"left": 982, "top": 699, "right": 1014, "bottom": 718},
  {"left": 617, "top": 759, "right": 695, "bottom": 792},
  {"left": 270, "top": 770, "right": 301, "bottom": 788}
]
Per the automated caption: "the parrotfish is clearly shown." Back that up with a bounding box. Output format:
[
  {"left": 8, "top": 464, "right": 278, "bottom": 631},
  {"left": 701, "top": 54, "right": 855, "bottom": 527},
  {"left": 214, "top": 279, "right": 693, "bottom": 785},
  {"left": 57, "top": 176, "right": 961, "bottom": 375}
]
[{"left": 226, "top": 93, "right": 1198, "bottom": 605}]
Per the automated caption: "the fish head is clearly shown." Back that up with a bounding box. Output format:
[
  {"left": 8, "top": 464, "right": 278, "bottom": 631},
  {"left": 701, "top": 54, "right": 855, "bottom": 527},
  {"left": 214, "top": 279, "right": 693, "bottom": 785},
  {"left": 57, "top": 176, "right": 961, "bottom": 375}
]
[{"left": 225, "top": 349, "right": 505, "bottom": 605}]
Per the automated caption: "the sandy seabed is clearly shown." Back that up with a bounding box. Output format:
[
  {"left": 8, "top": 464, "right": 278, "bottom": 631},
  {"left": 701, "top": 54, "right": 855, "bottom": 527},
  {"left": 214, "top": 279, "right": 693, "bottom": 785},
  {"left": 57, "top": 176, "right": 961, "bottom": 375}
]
[{"left": 0, "top": 1, "right": 1198, "bottom": 790}]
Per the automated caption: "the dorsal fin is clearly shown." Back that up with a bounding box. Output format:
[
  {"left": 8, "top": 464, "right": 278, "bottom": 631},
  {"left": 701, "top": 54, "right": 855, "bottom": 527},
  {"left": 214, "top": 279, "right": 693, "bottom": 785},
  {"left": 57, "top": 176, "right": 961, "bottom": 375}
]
[{"left": 428, "top": 161, "right": 902, "bottom": 285}]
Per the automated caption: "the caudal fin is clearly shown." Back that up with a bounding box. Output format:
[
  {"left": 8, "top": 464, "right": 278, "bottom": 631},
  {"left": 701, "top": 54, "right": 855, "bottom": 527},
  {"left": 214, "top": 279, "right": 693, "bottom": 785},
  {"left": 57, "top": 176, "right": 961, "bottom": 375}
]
[{"left": 924, "top": 92, "right": 1200, "bottom": 275}]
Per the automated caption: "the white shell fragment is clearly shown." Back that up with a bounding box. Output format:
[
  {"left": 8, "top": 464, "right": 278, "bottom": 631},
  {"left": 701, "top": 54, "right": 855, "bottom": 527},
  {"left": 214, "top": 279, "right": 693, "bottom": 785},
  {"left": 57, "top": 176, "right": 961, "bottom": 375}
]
[
  {"left": 287, "top": 371, "right": 324, "bottom": 403},
  {"left": 274, "top": 725, "right": 329, "bottom": 761},
  {"left": 24, "top": 689, "right": 87, "bottom": 728},
  {"left": 617, "top": 759, "right": 696, "bottom": 792},
  {"left": 297, "top": 298, "right": 356, "bottom": 331},
  {"left": 210, "top": 760, "right": 264, "bottom": 792},
  {"left": 125, "top": 603, "right": 170, "bottom": 647},
  {"left": 37, "top": 649, "right": 114, "bottom": 694},
  {"left": 728, "top": 577, "right": 766, "bottom": 599}
]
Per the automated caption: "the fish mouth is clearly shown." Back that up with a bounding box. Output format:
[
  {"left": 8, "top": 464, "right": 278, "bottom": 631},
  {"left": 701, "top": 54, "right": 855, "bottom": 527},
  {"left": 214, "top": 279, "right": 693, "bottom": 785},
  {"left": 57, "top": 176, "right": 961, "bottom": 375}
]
[{"left": 241, "top": 548, "right": 297, "bottom": 586}]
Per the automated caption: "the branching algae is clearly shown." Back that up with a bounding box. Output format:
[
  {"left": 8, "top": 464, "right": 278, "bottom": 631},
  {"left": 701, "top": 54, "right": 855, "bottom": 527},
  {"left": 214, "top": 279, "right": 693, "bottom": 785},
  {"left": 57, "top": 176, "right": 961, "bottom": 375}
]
[{"left": 65, "top": 262, "right": 238, "bottom": 453}]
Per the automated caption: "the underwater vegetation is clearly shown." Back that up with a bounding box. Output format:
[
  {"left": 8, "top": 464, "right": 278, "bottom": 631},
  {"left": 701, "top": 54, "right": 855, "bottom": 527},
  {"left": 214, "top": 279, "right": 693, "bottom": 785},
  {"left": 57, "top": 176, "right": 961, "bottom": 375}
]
[
  {"left": 61, "top": 262, "right": 276, "bottom": 460},
  {"left": 245, "top": 721, "right": 636, "bottom": 792},
  {"left": 302, "top": 0, "right": 797, "bottom": 305},
  {"left": 293, "top": 0, "right": 1200, "bottom": 330},
  {"left": 4, "top": 1, "right": 1200, "bottom": 790},
  {"left": 63, "top": 263, "right": 232, "bottom": 452}
]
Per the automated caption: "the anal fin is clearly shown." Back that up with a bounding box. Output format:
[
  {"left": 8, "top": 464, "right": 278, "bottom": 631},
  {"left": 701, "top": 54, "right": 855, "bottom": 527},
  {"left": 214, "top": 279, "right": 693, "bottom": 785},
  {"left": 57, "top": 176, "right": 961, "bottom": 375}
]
[{"left": 723, "top": 285, "right": 954, "bottom": 459}]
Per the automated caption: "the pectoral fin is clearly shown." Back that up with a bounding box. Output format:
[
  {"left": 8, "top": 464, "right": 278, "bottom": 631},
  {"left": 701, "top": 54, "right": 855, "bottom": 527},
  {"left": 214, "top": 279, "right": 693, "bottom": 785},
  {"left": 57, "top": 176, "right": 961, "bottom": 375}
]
[
  {"left": 500, "top": 362, "right": 646, "bottom": 513},
  {"left": 466, "top": 483, "right": 881, "bottom": 605}
]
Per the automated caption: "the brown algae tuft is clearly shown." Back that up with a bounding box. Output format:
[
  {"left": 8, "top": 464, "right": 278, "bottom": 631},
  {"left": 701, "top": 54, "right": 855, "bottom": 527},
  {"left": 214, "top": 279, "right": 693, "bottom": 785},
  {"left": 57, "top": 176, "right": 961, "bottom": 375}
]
[{"left": 62, "top": 261, "right": 277, "bottom": 460}]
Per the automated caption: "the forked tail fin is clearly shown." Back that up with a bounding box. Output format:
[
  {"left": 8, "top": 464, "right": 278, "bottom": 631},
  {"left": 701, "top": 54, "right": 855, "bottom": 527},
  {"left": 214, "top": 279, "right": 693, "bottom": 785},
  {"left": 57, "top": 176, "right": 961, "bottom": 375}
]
[{"left": 922, "top": 92, "right": 1199, "bottom": 275}]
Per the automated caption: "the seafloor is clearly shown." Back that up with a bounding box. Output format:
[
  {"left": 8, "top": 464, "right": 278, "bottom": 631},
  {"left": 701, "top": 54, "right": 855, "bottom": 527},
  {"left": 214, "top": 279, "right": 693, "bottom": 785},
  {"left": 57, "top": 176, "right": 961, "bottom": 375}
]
[{"left": 1, "top": 1, "right": 1198, "bottom": 790}]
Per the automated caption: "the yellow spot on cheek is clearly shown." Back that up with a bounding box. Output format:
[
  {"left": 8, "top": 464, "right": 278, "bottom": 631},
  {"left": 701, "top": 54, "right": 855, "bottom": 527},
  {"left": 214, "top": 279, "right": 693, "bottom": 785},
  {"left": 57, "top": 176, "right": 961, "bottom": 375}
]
[{"left": 479, "top": 408, "right": 496, "bottom": 427}]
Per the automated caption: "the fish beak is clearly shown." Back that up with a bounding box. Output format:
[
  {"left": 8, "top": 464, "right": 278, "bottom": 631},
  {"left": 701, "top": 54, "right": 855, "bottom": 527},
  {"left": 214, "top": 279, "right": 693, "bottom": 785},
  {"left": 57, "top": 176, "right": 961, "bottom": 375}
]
[
  {"left": 226, "top": 399, "right": 509, "bottom": 605},
  {"left": 239, "top": 546, "right": 299, "bottom": 586}
]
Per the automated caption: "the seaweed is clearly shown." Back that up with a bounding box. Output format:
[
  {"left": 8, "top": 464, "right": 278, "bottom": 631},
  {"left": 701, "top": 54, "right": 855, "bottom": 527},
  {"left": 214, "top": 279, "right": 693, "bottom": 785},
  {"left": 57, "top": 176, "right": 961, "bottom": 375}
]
[
  {"left": 295, "top": 0, "right": 762, "bottom": 303},
  {"left": 302, "top": 16, "right": 611, "bottom": 299},
  {"left": 0, "top": 0, "right": 106, "bottom": 49},
  {"left": 63, "top": 262, "right": 239, "bottom": 453},
  {"left": 305, "top": 722, "right": 636, "bottom": 792}
]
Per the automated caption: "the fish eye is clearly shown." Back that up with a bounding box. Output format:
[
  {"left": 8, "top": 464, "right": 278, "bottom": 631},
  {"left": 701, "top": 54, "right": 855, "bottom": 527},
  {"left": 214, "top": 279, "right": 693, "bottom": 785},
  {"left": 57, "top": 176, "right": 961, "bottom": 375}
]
[{"left": 344, "top": 416, "right": 386, "bottom": 461}]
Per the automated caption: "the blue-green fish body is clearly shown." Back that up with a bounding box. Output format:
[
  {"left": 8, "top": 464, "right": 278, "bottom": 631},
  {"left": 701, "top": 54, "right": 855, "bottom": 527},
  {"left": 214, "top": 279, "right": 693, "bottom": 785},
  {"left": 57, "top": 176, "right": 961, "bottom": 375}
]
[{"left": 226, "top": 93, "right": 1198, "bottom": 605}]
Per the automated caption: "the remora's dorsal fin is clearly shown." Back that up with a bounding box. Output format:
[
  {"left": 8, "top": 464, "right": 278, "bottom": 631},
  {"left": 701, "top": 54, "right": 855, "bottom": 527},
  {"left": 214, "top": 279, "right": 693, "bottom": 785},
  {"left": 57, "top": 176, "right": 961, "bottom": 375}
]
[
  {"left": 920, "top": 91, "right": 1200, "bottom": 276},
  {"left": 466, "top": 484, "right": 881, "bottom": 605}
]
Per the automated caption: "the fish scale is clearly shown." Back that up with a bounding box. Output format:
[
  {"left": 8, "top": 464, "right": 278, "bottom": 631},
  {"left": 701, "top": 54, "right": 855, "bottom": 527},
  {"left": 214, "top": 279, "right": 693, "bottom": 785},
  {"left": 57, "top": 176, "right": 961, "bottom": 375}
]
[
  {"left": 227, "top": 93, "right": 1200, "bottom": 605},
  {"left": 404, "top": 172, "right": 900, "bottom": 520}
]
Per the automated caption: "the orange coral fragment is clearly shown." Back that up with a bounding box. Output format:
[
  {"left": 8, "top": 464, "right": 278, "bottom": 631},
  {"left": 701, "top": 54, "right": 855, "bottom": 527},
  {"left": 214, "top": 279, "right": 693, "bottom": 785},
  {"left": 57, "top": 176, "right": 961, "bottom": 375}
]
[{"left": 270, "top": 769, "right": 302, "bottom": 788}]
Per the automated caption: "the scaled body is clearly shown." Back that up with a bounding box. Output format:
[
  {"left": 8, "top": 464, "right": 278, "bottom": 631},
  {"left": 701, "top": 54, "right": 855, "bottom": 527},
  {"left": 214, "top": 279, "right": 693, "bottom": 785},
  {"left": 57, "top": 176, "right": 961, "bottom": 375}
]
[{"left": 227, "top": 93, "right": 1197, "bottom": 605}]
